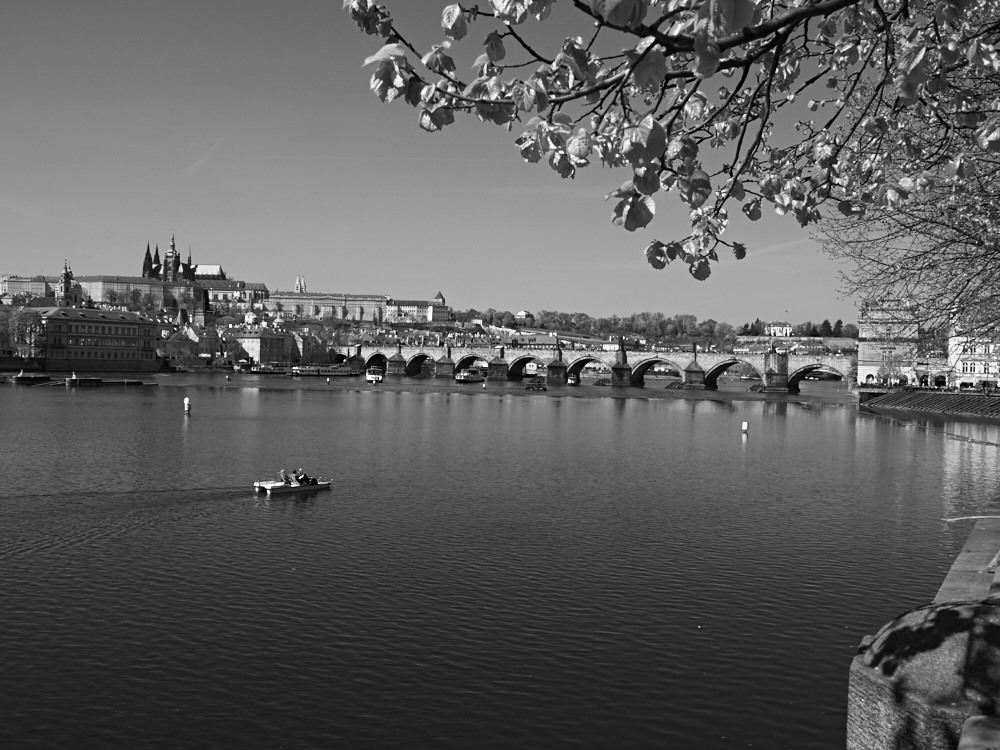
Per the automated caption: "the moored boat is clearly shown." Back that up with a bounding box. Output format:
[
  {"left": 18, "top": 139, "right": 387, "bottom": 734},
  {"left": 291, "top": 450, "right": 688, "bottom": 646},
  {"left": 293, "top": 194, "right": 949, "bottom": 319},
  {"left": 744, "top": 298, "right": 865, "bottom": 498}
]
[
  {"left": 365, "top": 367, "right": 384, "bottom": 384},
  {"left": 567, "top": 374, "right": 579, "bottom": 386},
  {"left": 251, "top": 363, "right": 292, "bottom": 375},
  {"left": 455, "top": 367, "right": 486, "bottom": 383}
]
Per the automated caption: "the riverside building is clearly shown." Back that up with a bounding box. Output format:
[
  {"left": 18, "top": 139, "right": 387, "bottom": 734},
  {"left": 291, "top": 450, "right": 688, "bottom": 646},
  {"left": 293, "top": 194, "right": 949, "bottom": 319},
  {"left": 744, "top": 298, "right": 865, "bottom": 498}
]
[{"left": 38, "top": 307, "right": 158, "bottom": 372}]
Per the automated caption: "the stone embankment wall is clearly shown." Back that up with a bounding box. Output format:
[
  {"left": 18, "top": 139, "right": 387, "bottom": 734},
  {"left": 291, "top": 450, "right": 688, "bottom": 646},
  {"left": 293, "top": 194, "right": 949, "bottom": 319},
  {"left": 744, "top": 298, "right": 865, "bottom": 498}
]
[
  {"left": 863, "top": 390, "right": 1000, "bottom": 419},
  {"left": 848, "top": 520, "right": 1000, "bottom": 750}
]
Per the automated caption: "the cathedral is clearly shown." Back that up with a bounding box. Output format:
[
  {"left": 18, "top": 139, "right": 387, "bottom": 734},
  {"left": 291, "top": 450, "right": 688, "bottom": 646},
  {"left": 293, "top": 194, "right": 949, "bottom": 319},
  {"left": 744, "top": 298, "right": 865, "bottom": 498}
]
[{"left": 141, "top": 234, "right": 196, "bottom": 283}]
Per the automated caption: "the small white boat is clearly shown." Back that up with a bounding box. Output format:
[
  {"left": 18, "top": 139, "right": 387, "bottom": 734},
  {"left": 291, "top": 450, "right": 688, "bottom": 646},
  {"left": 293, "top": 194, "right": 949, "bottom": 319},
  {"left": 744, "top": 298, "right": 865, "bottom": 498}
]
[
  {"left": 567, "top": 374, "right": 579, "bottom": 386},
  {"left": 365, "top": 367, "right": 384, "bottom": 384},
  {"left": 455, "top": 367, "right": 485, "bottom": 383},
  {"left": 254, "top": 479, "right": 333, "bottom": 496}
]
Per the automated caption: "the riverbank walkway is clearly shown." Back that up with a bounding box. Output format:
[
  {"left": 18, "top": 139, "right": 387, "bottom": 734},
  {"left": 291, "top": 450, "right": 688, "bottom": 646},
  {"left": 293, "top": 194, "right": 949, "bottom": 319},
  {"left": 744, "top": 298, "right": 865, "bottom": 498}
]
[{"left": 863, "top": 390, "right": 1000, "bottom": 418}]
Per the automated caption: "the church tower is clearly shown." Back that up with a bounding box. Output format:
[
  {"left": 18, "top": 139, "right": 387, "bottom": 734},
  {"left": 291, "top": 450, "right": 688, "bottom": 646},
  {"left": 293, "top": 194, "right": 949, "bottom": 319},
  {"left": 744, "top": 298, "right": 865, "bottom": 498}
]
[
  {"left": 295, "top": 275, "right": 306, "bottom": 293},
  {"left": 57, "top": 260, "right": 76, "bottom": 307},
  {"left": 165, "top": 233, "right": 179, "bottom": 282},
  {"left": 142, "top": 243, "right": 153, "bottom": 278}
]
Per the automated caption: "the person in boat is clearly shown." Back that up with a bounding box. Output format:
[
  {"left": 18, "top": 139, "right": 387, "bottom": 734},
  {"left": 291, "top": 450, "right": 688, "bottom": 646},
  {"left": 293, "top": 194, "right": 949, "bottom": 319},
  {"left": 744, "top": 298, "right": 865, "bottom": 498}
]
[
  {"left": 278, "top": 468, "right": 291, "bottom": 485},
  {"left": 295, "top": 467, "right": 317, "bottom": 485}
]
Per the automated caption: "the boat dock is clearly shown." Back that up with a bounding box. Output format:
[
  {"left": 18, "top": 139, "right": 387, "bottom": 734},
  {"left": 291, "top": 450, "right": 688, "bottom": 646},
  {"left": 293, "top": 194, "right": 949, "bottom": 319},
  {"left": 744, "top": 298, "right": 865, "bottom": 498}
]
[{"left": 5, "top": 373, "right": 156, "bottom": 388}]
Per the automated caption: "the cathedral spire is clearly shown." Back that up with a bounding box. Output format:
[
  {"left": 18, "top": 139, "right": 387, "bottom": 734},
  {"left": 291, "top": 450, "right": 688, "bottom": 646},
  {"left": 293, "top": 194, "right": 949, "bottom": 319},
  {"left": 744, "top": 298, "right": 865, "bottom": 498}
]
[{"left": 142, "top": 243, "right": 153, "bottom": 278}]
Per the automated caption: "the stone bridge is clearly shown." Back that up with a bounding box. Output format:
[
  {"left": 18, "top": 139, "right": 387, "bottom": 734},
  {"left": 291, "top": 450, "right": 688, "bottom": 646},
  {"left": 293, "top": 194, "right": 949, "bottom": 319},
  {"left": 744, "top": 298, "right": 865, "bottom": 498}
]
[{"left": 338, "top": 342, "right": 855, "bottom": 393}]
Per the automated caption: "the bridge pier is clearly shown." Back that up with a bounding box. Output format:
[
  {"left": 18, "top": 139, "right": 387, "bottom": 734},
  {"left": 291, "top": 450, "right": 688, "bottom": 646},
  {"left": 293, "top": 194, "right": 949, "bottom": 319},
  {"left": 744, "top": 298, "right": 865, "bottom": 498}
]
[
  {"left": 546, "top": 359, "right": 567, "bottom": 383},
  {"left": 435, "top": 356, "right": 455, "bottom": 379},
  {"left": 385, "top": 343, "right": 406, "bottom": 378},
  {"left": 435, "top": 345, "right": 455, "bottom": 379},
  {"left": 683, "top": 358, "right": 710, "bottom": 389},
  {"left": 763, "top": 351, "right": 791, "bottom": 392},
  {"left": 488, "top": 347, "right": 508, "bottom": 381}
]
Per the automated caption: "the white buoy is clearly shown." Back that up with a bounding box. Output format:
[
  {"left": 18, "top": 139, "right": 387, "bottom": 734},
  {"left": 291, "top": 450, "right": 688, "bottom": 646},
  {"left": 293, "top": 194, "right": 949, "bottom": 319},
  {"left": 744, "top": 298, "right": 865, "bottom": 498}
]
[
  {"left": 184, "top": 396, "right": 191, "bottom": 414},
  {"left": 741, "top": 421, "right": 749, "bottom": 433},
  {"left": 327, "top": 378, "right": 330, "bottom": 383}
]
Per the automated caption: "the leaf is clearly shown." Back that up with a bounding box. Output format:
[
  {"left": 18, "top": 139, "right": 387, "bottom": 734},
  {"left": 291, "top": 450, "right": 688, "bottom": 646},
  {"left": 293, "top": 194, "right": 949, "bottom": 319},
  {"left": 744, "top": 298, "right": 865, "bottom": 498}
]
[
  {"left": 689, "top": 258, "right": 712, "bottom": 280},
  {"left": 491, "top": 0, "right": 529, "bottom": 24},
  {"left": 895, "top": 43, "right": 928, "bottom": 104},
  {"left": 510, "top": 81, "right": 538, "bottom": 112},
  {"left": 370, "top": 59, "right": 408, "bottom": 103},
  {"left": 645, "top": 241, "right": 669, "bottom": 269},
  {"left": 732, "top": 242, "right": 746, "bottom": 260},
  {"left": 566, "top": 129, "right": 592, "bottom": 159},
  {"left": 549, "top": 150, "right": 576, "bottom": 179},
  {"left": 363, "top": 44, "right": 407, "bottom": 67},
  {"left": 712, "top": 0, "right": 755, "bottom": 35},
  {"left": 683, "top": 92, "right": 708, "bottom": 122},
  {"left": 485, "top": 31, "right": 506, "bottom": 63},
  {"left": 876, "top": 183, "right": 909, "bottom": 208},
  {"left": 742, "top": 198, "right": 761, "bottom": 221},
  {"left": 666, "top": 137, "right": 697, "bottom": 162},
  {"left": 422, "top": 46, "right": 456, "bottom": 75},
  {"left": 936, "top": 0, "right": 971, "bottom": 26},
  {"left": 633, "top": 165, "right": 659, "bottom": 196},
  {"left": 589, "top": 0, "right": 648, "bottom": 29},
  {"left": 611, "top": 193, "right": 656, "bottom": 231},
  {"left": 515, "top": 132, "right": 543, "bottom": 163},
  {"left": 729, "top": 180, "right": 745, "bottom": 201},
  {"left": 629, "top": 44, "right": 666, "bottom": 90},
  {"left": 975, "top": 117, "right": 1000, "bottom": 152},
  {"left": 693, "top": 32, "right": 721, "bottom": 78},
  {"left": 620, "top": 115, "right": 667, "bottom": 166},
  {"left": 944, "top": 154, "right": 965, "bottom": 178},
  {"left": 441, "top": 4, "right": 468, "bottom": 41},
  {"left": 679, "top": 169, "right": 712, "bottom": 208}
]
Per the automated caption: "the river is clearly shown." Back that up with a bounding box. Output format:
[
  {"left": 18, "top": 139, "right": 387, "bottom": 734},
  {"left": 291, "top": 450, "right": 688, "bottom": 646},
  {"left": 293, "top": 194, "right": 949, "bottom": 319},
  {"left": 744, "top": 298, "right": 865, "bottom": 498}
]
[{"left": 3, "top": 374, "right": 999, "bottom": 749}]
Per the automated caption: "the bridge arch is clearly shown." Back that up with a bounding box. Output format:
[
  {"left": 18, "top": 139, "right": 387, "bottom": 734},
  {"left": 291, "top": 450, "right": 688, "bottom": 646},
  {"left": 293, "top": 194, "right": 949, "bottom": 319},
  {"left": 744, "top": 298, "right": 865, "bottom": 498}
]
[
  {"left": 565, "top": 354, "right": 608, "bottom": 379},
  {"left": 703, "top": 358, "right": 764, "bottom": 388},
  {"left": 628, "top": 356, "right": 684, "bottom": 385},
  {"left": 508, "top": 354, "right": 548, "bottom": 380},
  {"left": 404, "top": 353, "right": 433, "bottom": 377},
  {"left": 787, "top": 364, "right": 848, "bottom": 391},
  {"left": 363, "top": 352, "right": 388, "bottom": 371},
  {"left": 454, "top": 353, "right": 486, "bottom": 372}
]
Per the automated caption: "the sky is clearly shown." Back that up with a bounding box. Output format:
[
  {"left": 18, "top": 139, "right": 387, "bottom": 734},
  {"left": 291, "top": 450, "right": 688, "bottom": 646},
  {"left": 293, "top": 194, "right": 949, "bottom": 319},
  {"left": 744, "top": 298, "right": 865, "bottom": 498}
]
[{"left": 0, "top": 0, "right": 858, "bottom": 326}]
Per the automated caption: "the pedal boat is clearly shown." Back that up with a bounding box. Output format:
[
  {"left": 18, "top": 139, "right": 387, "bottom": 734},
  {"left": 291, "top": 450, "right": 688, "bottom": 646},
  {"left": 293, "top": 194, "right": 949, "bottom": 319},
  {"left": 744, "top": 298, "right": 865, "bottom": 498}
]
[{"left": 254, "top": 479, "right": 333, "bottom": 496}]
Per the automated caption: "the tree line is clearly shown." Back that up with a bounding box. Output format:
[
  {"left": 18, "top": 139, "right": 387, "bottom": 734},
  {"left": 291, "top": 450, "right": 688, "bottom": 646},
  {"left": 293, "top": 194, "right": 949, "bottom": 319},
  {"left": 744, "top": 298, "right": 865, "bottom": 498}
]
[
  {"left": 737, "top": 319, "right": 859, "bottom": 339},
  {"left": 454, "top": 309, "right": 857, "bottom": 347}
]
